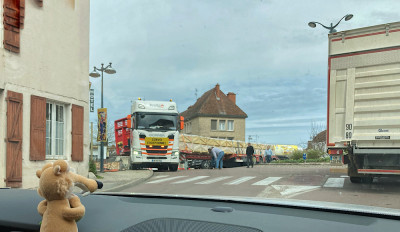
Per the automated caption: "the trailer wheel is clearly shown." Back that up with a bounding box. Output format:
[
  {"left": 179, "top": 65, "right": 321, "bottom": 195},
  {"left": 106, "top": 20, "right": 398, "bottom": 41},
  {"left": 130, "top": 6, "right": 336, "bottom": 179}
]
[
  {"left": 169, "top": 164, "right": 178, "bottom": 172},
  {"left": 201, "top": 160, "right": 211, "bottom": 169},
  {"left": 350, "top": 177, "right": 361, "bottom": 183}
]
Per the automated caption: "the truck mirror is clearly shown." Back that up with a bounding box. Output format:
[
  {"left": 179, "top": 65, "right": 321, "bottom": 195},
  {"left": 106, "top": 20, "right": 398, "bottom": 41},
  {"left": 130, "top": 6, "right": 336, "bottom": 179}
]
[
  {"left": 127, "top": 115, "right": 132, "bottom": 128},
  {"left": 180, "top": 116, "right": 184, "bottom": 130}
]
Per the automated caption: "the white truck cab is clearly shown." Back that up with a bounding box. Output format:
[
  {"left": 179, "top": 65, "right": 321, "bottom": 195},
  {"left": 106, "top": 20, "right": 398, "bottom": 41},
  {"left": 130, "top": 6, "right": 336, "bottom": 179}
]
[{"left": 128, "top": 99, "right": 183, "bottom": 171}]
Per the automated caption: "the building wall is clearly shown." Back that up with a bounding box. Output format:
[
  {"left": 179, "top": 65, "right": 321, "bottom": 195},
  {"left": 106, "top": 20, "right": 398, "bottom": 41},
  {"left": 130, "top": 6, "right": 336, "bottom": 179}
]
[
  {"left": 186, "top": 117, "right": 245, "bottom": 141},
  {"left": 0, "top": 0, "right": 90, "bottom": 188}
]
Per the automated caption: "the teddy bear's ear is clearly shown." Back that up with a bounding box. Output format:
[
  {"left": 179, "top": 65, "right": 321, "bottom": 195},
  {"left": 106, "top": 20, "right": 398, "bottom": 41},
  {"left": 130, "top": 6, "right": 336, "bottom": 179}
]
[
  {"left": 53, "top": 160, "right": 69, "bottom": 173},
  {"left": 36, "top": 163, "right": 53, "bottom": 178},
  {"left": 36, "top": 170, "right": 42, "bottom": 178},
  {"left": 54, "top": 165, "right": 62, "bottom": 176}
]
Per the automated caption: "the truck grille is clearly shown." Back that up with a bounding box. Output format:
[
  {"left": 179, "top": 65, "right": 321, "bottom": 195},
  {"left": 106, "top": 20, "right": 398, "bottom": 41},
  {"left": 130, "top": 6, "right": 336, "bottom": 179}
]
[
  {"left": 147, "top": 150, "right": 168, "bottom": 154},
  {"left": 147, "top": 156, "right": 167, "bottom": 159}
]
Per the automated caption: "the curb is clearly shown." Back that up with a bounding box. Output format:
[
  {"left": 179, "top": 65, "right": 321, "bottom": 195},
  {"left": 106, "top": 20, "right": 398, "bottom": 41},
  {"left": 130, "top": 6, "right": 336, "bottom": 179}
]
[
  {"left": 257, "top": 162, "right": 343, "bottom": 166},
  {"left": 100, "top": 170, "right": 154, "bottom": 192}
]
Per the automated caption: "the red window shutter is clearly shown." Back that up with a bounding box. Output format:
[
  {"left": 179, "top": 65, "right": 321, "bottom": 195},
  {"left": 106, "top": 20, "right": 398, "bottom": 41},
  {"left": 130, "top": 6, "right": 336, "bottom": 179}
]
[
  {"left": 6, "top": 91, "right": 23, "bottom": 188},
  {"left": 20, "top": 0, "right": 25, "bottom": 28},
  {"left": 30, "top": 95, "right": 46, "bottom": 161},
  {"left": 72, "top": 105, "right": 84, "bottom": 161},
  {"left": 3, "top": 0, "right": 23, "bottom": 53}
]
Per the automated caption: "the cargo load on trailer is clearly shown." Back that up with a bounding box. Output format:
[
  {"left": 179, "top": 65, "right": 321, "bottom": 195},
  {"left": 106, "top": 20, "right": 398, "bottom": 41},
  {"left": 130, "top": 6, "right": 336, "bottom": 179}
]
[
  {"left": 179, "top": 134, "right": 297, "bottom": 169},
  {"left": 327, "top": 21, "right": 400, "bottom": 182}
]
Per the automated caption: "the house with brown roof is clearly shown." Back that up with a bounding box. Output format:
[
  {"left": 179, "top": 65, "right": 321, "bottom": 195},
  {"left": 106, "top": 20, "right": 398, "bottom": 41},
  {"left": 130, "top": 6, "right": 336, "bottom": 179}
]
[
  {"left": 180, "top": 84, "right": 248, "bottom": 141},
  {"left": 307, "top": 130, "right": 327, "bottom": 151}
]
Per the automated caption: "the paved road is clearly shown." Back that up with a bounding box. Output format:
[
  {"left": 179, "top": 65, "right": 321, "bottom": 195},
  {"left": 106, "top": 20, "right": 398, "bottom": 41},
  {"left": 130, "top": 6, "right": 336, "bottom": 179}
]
[{"left": 118, "top": 165, "right": 400, "bottom": 209}]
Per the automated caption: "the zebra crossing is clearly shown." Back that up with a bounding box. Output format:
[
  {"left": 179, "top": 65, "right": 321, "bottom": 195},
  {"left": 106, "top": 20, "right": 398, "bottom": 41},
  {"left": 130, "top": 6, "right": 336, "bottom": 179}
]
[{"left": 146, "top": 175, "right": 348, "bottom": 188}]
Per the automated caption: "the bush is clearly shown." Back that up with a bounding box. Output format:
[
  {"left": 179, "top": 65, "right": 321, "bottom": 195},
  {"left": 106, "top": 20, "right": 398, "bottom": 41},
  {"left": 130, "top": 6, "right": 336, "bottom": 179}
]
[
  {"left": 304, "top": 149, "right": 325, "bottom": 159},
  {"left": 290, "top": 150, "right": 303, "bottom": 160},
  {"left": 89, "top": 158, "right": 97, "bottom": 175},
  {"left": 273, "top": 157, "right": 330, "bottom": 163}
]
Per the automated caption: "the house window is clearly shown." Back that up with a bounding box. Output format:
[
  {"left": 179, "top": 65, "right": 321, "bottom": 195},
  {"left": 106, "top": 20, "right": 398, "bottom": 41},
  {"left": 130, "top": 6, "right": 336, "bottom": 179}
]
[
  {"left": 219, "top": 120, "right": 226, "bottom": 131},
  {"left": 46, "top": 102, "right": 66, "bottom": 158},
  {"left": 211, "top": 120, "right": 217, "bottom": 130},
  {"left": 228, "top": 120, "right": 234, "bottom": 131}
]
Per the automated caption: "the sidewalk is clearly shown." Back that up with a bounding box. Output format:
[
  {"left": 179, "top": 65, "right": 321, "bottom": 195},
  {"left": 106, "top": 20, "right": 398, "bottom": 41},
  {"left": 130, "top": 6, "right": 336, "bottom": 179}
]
[{"left": 91, "top": 169, "right": 153, "bottom": 192}]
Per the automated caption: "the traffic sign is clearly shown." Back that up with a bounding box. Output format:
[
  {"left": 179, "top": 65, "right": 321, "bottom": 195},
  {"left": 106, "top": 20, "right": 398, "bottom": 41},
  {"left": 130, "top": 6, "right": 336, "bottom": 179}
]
[{"left": 303, "top": 153, "right": 307, "bottom": 160}]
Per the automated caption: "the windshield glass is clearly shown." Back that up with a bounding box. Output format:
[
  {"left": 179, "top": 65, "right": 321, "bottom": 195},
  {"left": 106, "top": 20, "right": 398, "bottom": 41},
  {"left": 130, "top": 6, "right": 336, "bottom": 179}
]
[
  {"left": 136, "top": 113, "right": 177, "bottom": 131},
  {"left": 84, "top": 0, "right": 400, "bottom": 213}
]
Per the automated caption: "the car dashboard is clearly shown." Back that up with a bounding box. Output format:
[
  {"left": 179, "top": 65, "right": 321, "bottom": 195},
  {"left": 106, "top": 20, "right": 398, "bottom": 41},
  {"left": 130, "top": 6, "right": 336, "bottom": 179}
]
[{"left": 0, "top": 189, "right": 399, "bottom": 232}]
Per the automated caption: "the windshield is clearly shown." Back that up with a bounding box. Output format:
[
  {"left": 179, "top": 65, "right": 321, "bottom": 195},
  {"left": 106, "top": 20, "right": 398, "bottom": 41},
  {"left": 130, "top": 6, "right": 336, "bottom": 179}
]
[
  {"left": 135, "top": 113, "right": 177, "bottom": 131},
  {"left": 10, "top": 0, "right": 395, "bottom": 215}
]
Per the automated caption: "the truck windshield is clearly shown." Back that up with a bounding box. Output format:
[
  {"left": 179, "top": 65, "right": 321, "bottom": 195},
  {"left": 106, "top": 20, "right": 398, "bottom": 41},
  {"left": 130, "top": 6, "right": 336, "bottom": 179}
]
[{"left": 136, "top": 113, "right": 177, "bottom": 131}]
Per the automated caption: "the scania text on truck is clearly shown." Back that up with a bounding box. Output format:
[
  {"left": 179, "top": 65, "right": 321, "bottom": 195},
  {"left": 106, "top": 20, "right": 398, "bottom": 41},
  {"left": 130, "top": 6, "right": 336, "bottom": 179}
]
[
  {"left": 116, "top": 99, "right": 184, "bottom": 171},
  {"left": 327, "top": 22, "right": 400, "bottom": 183}
]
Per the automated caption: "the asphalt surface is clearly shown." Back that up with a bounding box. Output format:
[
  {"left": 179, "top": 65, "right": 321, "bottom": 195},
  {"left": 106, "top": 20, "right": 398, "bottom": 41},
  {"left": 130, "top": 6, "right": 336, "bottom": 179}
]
[{"left": 116, "top": 165, "right": 400, "bottom": 210}]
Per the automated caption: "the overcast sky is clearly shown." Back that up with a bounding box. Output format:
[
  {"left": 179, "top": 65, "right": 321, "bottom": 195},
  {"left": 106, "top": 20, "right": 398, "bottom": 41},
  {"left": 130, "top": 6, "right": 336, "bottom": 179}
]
[{"left": 89, "top": 0, "right": 400, "bottom": 147}]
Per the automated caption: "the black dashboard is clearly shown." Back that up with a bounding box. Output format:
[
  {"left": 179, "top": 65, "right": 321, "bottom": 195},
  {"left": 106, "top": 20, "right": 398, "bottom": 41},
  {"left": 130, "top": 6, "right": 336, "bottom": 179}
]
[{"left": 0, "top": 189, "right": 399, "bottom": 232}]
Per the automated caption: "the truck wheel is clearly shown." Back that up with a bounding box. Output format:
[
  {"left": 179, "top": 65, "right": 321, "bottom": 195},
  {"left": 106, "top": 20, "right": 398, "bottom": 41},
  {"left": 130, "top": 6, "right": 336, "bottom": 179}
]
[
  {"left": 350, "top": 177, "right": 361, "bottom": 183},
  {"left": 169, "top": 164, "right": 178, "bottom": 172},
  {"left": 201, "top": 160, "right": 211, "bottom": 169},
  {"left": 361, "top": 177, "right": 373, "bottom": 184}
]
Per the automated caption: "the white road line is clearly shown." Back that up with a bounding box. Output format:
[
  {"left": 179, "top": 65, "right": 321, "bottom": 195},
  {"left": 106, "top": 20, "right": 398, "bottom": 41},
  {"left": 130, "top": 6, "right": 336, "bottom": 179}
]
[
  {"left": 147, "top": 176, "right": 186, "bottom": 184},
  {"left": 195, "top": 176, "right": 232, "bottom": 185},
  {"left": 252, "top": 177, "right": 281, "bottom": 186},
  {"left": 225, "top": 176, "right": 256, "bottom": 185},
  {"left": 153, "top": 175, "right": 169, "bottom": 179},
  {"left": 271, "top": 185, "right": 320, "bottom": 198},
  {"left": 340, "top": 175, "right": 349, "bottom": 178},
  {"left": 323, "top": 178, "right": 345, "bottom": 188},
  {"left": 172, "top": 176, "right": 209, "bottom": 184}
]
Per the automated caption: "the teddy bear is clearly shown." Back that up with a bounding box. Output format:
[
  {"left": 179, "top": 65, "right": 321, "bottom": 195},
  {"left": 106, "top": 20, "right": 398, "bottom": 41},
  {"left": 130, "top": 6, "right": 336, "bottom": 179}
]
[{"left": 36, "top": 160, "right": 103, "bottom": 232}]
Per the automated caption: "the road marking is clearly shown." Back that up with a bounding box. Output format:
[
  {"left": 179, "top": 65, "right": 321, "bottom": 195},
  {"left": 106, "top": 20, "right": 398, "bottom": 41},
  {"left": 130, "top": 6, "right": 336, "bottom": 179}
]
[
  {"left": 147, "top": 176, "right": 186, "bottom": 184},
  {"left": 252, "top": 177, "right": 281, "bottom": 186},
  {"left": 340, "top": 175, "right": 349, "bottom": 178},
  {"left": 323, "top": 178, "right": 345, "bottom": 188},
  {"left": 172, "top": 176, "right": 209, "bottom": 184},
  {"left": 195, "top": 176, "right": 232, "bottom": 184},
  {"left": 153, "top": 175, "right": 169, "bottom": 179},
  {"left": 225, "top": 176, "right": 256, "bottom": 185},
  {"left": 271, "top": 185, "right": 320, "bottom": 197}
]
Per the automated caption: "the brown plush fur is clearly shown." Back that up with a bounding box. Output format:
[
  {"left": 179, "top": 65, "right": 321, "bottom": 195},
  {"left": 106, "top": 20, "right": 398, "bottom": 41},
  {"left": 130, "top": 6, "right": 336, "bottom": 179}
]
[{"left": 36, "top": 160, "right": 99, "bottom": 232}]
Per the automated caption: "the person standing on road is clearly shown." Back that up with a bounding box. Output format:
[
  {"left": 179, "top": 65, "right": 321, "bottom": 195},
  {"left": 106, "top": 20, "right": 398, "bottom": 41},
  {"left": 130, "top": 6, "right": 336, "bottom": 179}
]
[
  {"left": 208, "top": 147, "right": 216, "bottom": 169},
  {"left": 246, "top": 143, "right": 254, "bottom": 168},
  {"left": 265, "top": 145, "right": 273, "bottom": 163},
  {"left": 210, "top": 147, "right": 225, "bottom": 169}
]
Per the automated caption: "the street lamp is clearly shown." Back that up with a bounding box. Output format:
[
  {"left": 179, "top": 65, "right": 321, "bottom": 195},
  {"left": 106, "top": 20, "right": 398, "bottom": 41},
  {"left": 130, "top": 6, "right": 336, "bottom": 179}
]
[
  {"left": 308, "top": 14, "right": 353, "bottom": 33},
  {"left": 89, "top": 62, "right": 117, "bottom": 172}
]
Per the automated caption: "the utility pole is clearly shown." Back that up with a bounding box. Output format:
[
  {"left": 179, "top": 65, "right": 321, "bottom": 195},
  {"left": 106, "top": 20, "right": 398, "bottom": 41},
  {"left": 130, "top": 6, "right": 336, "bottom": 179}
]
[{"left": 90, "top": 122, "right": 93, "bottom": 160}]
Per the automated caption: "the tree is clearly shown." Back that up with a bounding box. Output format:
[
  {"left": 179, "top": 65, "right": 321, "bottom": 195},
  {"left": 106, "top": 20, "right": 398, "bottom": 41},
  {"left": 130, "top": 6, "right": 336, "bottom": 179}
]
[{"left": 309, "top": 120, "right": 325, "bottom": 140}]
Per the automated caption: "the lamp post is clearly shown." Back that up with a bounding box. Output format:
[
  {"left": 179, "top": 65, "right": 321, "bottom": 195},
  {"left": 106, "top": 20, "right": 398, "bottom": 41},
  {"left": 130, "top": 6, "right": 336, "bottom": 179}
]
[
  {"left": 89, "top": 62, "right": 116, "bottom": 173},
  {"left": 308, "top": 14, "right": 353, "bottom": 33}
]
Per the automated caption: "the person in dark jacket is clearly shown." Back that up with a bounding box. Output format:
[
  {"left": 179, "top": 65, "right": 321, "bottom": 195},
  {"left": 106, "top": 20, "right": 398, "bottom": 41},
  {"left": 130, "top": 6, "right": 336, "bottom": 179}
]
[{"left": 246, "top": 143, "right": 254, "bottom": 168}]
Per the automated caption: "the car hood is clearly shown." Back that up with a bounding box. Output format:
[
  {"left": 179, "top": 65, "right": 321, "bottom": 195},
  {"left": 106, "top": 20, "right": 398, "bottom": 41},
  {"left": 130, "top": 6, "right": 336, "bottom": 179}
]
[{"left": 95, "top": 192, "right": 400, "bottom": 218}]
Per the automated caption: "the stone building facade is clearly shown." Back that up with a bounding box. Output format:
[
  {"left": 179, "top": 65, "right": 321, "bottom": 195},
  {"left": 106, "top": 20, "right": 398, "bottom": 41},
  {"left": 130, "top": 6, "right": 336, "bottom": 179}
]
[{"left": 0, "top": 0, "right": 90, "bottom": 188}]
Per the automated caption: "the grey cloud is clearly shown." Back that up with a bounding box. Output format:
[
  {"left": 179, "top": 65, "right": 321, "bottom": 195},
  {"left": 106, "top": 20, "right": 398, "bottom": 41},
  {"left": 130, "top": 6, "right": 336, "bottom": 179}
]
[{"left": 89, "top": 0, "right": 400, "bottom": 145}]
